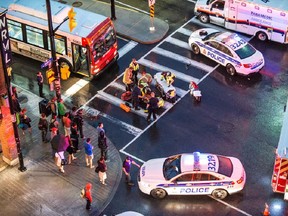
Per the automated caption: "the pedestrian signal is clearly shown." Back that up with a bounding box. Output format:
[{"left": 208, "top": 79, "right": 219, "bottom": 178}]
[
  {"left": 46, "top": 69, "right": 55, "bottom": 84},
  {"left": 68, "top": 7, "right": 77, "bottom": 32}
]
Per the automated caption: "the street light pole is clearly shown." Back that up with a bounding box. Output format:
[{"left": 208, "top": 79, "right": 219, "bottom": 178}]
[
  {"left": 0, "top": 10, "right": 26, "bottom": 172},
  {"left": 46, "top": 0, "right": 61, "bottom": 100}
]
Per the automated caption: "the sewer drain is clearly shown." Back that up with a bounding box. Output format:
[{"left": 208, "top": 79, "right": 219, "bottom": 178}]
[{"left": 72, "top": 1, "right": 83, "bottom": 7}]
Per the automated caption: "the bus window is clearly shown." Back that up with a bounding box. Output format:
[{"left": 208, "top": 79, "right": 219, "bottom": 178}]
[
  {"left": 8, "top": 20, "right": 23, "bottom": 41},
  {"left": 47, "top": 35, "right": 67, "bottom": 55},
  {"left": 104, "top": 26, "right": 116, "bottom": 48},
  {"left": 26, "top": 26, "right": 44, "bottom": 48}
]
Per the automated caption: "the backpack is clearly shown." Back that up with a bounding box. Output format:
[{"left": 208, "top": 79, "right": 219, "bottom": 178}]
[
  {"left": 98, "top": 137, "right": 107, "bottom": 149},
  {"left": 80, "top": 188, "right": 85, "bottom": 198},
  {"left": 49, "top": 119, "right": 56, "bottom": 131},
  {"left": 38, "top": 119, "right": 43, "bottom": 130}
]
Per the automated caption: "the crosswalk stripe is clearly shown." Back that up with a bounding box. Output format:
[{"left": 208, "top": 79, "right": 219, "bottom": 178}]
[
  {"left": 175, "top": 86, "right": 189, "bottom": 97},
  {"left": 177, "top": 27, "right": 193, "bottom": 36},
  {"left": 81, "top": 105, "right": 143, "bottom": 136},
  {"left": 153, "top": 47, "right": 214, "bottom": 72},
  {"left": 165, "top": 36, "right": 191, "bottom": 50},
  {"left": 138, "top": 58, "right": 199, "bottom": 83},
  {"left": 118, "top": 41, "right": 138, "bottom": 58},
  {"left": 96, "top": 91, "right": 148, "bottom": 118}
]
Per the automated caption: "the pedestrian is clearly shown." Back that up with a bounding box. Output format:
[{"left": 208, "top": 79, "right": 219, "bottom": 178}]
[
  {"left": 19, "top": 108, "right": 32, "bottom": 135},
  {"left": 70, "top": 122, "right": 79, "bottom": 152},
  {"left": 57, "top": 99, "right": 66, "bottom": 124},
  {"left": 132, "top": 85, "right": 142, "bottom": 110},
  {"left": 73, "top": 109, "right": 84, "bottom": 138},
  {"left": 97, "top": 156, "right": 107, "bottom": 185},
  {"left": 47, "top": 97, "right": 57, "bottom": 117},
  {"left": 66, "top": 136, "right": 77, "bottom": 164},
  {"left": 122, "top": 156, "right": 140, "bottom": 186},
  {"left": 98, "top": 131, "right": 108, "bottom": 161},
  {"left": 84, "top": 138, "right": 94, "bottom": 168},
  {"left": 84, "top": 183, "right": 92, "bottom": 211},
  {"left": 69, "top": 106, "right": 77, "bottom": 122},
  {"left": 54, "top": 151, "right": 65, "bottom": 173},
  {"left": 129, "top": 58, "right": 139, "bottom": 84},
  {"left": 12, "top": 86, "right": 18, "bottom": 99},
  {"left": 122, "top": 67, "right": 133, "bottom": 91},
  {"left": 50, "top": 127, "right": 58, "bottom": 140},
  {"left": 12, "top": 93, "right": 21, "bottom": 114},
  {"left": 49, "top": 114, "right": 59, "bottom": 133},
  {"left": 38, "top": 113, "right": 49, "bottom": 142},
  {"left": 37, "top": 71, "right": 44, "bottom": 97},
  {"left": 63, "top": 112, "right": 71, "bottom": 137},
  {"left": 96, "top": 122, "right": 105, "bottom": 136},
  {"left": 146, "top": 92, "right": 159, "bottom": 122}
]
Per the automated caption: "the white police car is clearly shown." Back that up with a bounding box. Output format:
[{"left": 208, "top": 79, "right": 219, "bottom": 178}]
[
  {"left": 188, "top": 28, "right": 265, "bottom": 76},
  {"left": 138, "top": 152, "right": 246, "bottom": 199}
]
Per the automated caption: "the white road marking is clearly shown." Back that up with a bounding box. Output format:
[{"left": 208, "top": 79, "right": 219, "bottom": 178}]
[
  {"left": 187, "top": 0, "right": 196, "bottom": 3},
  {"left": 208, "top": 195, "right": 252, "bottom": 216},
  {"left": 165, "top": 36, "right": 191, "bottom": 50},
  {"left": 115, "top": 0, "right": 150, "bottom": 15},
  {"left": 118, "top": 41, "right": 138, "bottom": 58},
  {"left": 138, "top": 58, "right": 200, "bottom": 83},
  {"left": 82, "top": 105, "right": 142, "bottom": 136},
  {"left": 177, "top": 27, "right": 193, "bottom": 37},
  {"left": 153, "top": 47, "right": 214, "bottom": 72}
]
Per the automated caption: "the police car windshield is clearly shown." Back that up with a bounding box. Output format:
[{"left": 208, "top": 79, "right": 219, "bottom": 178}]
[
  {"left": 203, "top": 32, "right": 222, "bottom": 41},
  {"left": 234, "top": 43, "right": 256, "bottom": 59},
  {"left": 163, "top": 155, "right": 181, "bottom": 180},
  {"left": 217, "top": 156, "right": 233, "bottom": 177}
]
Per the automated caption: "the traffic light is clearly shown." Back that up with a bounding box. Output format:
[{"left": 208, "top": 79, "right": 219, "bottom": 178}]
[
  {"left": 68, "top": 7, "right": 77, "bottom": 32},
  {"left": 46, "top": 69, "right": 55, "bottom": 84}
]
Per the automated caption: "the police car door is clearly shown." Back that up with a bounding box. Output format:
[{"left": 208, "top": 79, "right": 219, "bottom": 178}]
[
  {"left": 170, "top": 173, "right": 194, "bottom": 195},
  {"left": 210, "top": 0, "right": 225, "bottom": 26}
]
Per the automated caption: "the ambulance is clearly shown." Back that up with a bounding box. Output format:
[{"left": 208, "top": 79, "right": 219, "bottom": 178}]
[
  {"left": 138, "top": 152, "right": 246, "bottom": 199},
  {"left": 194, "top": 0, "right": 288, "bottom": 43}
]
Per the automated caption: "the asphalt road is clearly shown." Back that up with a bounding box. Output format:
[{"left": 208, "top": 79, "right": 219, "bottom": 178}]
[{"left": 9, "top": 1, "right": 288, "bottom": 216}]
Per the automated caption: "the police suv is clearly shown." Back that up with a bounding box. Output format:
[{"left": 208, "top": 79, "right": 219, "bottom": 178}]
[
  {"left": 138, "top": 152, "right": 246, "bottom": 199},
  {"left": 188, "top": 28, "right": 265, "bottom": 76}
]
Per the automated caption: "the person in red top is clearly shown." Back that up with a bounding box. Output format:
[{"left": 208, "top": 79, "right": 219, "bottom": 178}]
[{"left": 85, "top": 183, "right": 92, "bottom": 210}]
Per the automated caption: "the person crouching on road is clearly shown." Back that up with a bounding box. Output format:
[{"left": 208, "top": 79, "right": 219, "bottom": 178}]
[
  {"left": 84, "top": 138, "right": 94, "bottom": 169},
  {"left": 84, "top": 183, "right": 92, "bottom": 211},
  {"left": 122, "top": 67, "right": 134, "bottom": 92}
]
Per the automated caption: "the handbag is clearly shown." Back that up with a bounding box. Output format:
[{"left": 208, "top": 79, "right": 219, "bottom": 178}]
[
  {"left": 61, "top": 159, "right": 68, "bottom": 165},
  {"left": 95, "top": 166, "right": 100, "bottom": 173}
]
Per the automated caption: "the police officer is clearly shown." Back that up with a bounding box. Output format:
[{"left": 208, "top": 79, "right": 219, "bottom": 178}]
[{"left": 146, "top": 92, "right": 159, "bottom": 122}]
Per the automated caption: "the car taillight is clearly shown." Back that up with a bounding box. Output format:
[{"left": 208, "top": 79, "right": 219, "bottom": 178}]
[
  {"left": 237, "top": 177, "right": 244, "bottom": 184},
  {"left": 243, "top": 63, "right": 252, "bottom": 68}
]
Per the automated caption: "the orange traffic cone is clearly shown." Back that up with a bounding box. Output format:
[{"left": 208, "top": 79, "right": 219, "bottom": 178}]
[{"left": 263, "top": 203, "right": 270, "bottom": 216}]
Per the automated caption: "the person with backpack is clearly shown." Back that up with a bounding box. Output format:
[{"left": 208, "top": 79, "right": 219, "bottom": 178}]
[
  {"left": 19, "top": 108, "right": 32, "bottom": 135},
  {"left": 38, "top": 113, "right": 48, "bottom": 142},
  {"left": 98, "top": 131, "right": 108, "bottom": 162},
  {"left": 49, "top": 114, "right": 59, "bottom": 132}
]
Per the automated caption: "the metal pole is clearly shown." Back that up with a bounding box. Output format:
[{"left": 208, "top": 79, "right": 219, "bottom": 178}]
[
  {"left": 111, "top": 0, "right": 116, "bottom": 20},
  {"left": 46, "top": 0, "right": 61, "bottom": 100}
]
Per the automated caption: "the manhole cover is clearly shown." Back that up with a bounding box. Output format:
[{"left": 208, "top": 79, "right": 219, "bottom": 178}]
[
  {"left": 58, "top": 0, "right": 67, "bottom": 4},
  {"left": 72, "top": 1, "right": 83, "bottom": 7}
]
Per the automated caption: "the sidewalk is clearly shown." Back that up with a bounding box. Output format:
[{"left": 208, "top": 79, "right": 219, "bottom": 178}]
[
  {"left": 0, "top": 87, "right": 122, "bottom": 216},
  {"left": 60, "top": 0, "right": 169, "bottom": 44}
]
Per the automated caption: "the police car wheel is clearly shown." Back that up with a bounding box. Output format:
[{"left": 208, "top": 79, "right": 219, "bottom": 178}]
[
  {"left": 191, "top": 44, "right": 200, "bottom": 55},
  {"left": 256, "top": 31, "right": 268, "bottom": 41},
  {"left": 199, "top": 13, "right": 209, "bottom": 23},
  {"left": 226, "top": 64, "right": 236, "bottom": 76},
  {"left": 211, "top": 189, "right": 228, "bottom": 199},
  {"left": 151, "top": 188, "right": 167, "bottom": 199}
]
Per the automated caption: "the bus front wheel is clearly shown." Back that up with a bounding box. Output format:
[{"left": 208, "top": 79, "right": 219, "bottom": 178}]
[
  {"left": 256, "top": 31, "right": 268, "bottom": 41},
  {"left": 199, "top": 13, "right": 209, "bottom": 23},
  {"left": 58, "top": 58, "right": 73, "bottom": 74}
]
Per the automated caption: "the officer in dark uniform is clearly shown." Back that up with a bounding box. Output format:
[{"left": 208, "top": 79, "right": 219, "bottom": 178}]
[{"left": 146, "top": 92, "right": 159, "bottom": 122}]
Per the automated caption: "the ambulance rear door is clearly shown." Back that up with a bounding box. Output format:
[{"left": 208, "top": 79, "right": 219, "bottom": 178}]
[{"left": 225, "top": 0, "right": 238, "bottom": 31}]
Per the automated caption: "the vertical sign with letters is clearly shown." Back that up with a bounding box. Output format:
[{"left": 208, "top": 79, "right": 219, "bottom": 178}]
[{"left": 0, "top": 12, "right": 12, "bottom": 67}]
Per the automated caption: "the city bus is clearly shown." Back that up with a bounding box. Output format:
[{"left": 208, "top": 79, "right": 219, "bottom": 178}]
[{"left": 0, "top": 0, "right": 119, "bottom": 78}]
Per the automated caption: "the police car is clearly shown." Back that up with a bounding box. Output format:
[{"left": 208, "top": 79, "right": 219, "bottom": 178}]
[
  {"left": 188, "top": 28, "right": 265, "bottom": 76},
  {"left": 138, "top": 152, "right": 246, "bottom": 199}
]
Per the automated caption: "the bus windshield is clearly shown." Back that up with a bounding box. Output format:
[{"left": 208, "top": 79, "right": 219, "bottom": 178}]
[{"left": 92, "top": 26, "right": 116, "bottom": 61}]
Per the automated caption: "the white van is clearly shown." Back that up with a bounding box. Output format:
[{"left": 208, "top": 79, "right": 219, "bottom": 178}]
[{"left": 194, "top": 0, "right": 288, "bottom": 43}]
